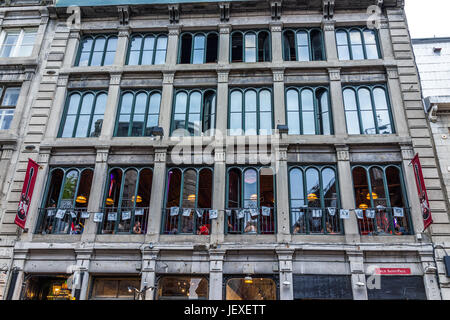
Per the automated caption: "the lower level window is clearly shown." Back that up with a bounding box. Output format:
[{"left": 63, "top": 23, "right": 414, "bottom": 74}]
[
  {"left": 225, "top": 277, "right": 276, "bottom": 300},
  {"left": 157, "top": 276, "right": 208, "bottom": 300},
  {"left": 23, "top": 275, "right": 73, "bottom": 300},
  {"left": 0, "top": 86, "right": 20, "bottom": 130},
  {"left": 90, "top": 277, "right": 140, "bottom": 300}
]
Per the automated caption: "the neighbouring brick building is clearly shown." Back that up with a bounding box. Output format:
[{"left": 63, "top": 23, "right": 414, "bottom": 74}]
[{"left": 0, "top": 0, "right": 449, "bottom": 300}]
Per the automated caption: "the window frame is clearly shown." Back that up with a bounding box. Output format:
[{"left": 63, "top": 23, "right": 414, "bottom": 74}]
[
  {"left": 335, "top": 27, "right": 382, "bottom": 61},
  {"left": 58, "top": 90, "right": 108, "bottom": 138},
  {"left": 282, "top": 28, "right": 326, "bottom": 61},
  {"left": 284, "top": 86, "right": 333, "bottom": 135},
  {"left": 178, "top": 31, "right": 219, "bottom": 64},
  {"left": 342, "top": 84, "right": 395, "bottom": 135},
  {"left": 228, "top": 87, "right": 274, "bottom": 136},
  {"left": 126, "top": 32, "right": 168, "bottom": 66},
  {"left": 75, "top": 34, "right": 118, "bottom": 67},
  {"left": 114, "top": 89, "right": 162, "bottom": 137},
  {"left": 170, "top": 88, "right": 217, "bottom": 136},
  {"left": 0, "top": 28, "right": 38, "bottom": 58},
  {"left": 0, "top": 85, "right": 21, "bottom": 130},
  {"left": 230, "top": 29, "right": 272, "bottom": 63}
]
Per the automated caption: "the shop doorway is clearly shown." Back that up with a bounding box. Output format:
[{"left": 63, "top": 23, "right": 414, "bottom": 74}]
[
  {"left": 22, "top": 275, "right": 73, "bottom": 300},
  {"left": 225, "top": 276, "right": 277, "bottom": 300}
]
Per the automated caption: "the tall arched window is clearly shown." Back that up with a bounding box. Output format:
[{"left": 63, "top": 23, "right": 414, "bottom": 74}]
[
  {"left": 343, "top": 85, "right": 393, "bottom": 135},
  {"left": 226, "top": 167, "right": 276, "bottom": 234},
  {"left": 336, "top": 27, "right": 381, "bottom": 60},
  {"left": 171, "top": 89, "right": 217, "bottom": 136},
  {"left": 102, "top": 167, "right": 153, "bottom": 234},
  {"left": 36, "top": 167, "right": 94, "bottom": 235},
  {"left": 231, "top": 30, "right": 271, "bottom": 63},
  {"left": 76, "top": 34, "right": 118, "bottom": 67},
  {"left": 352, "top": 165, "right": 411, "bottom": 236},
  {"left": 179, "top": 31, "right": 218, "bottom": 64},
  {"left": 162, "top": 167, "right": 213, "bottom": 235},
  {"left": 127, "top": 33, "right": 168, "bottom": 65},
  {"left": 289, "top": 166, "right": 341, "bottom": 235},
  {"left": 115, "top": 90, "right": 162, "bottom": 137},
  {"left": 285, "top": 87, "right": 332, "bottom": 135},
  {"left": 283, "top": 29, "right": 325, "bottom": 61},
  {"left": 59, "top": 91, "right": 108, "bottom": 138},
  {"left": 229, "top": 88, "right": 273, "bottom": 136}
]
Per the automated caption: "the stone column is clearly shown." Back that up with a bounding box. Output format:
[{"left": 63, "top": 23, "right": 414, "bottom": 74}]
[
  {"left": 336, "top": 145, "right": 360, "bottom": 243},
  {"left": 9, "top": 249, "right": 27, "bottom": 300},
  {"left": 114, "top": 28, "right": 130, "bottom": 66},
  {"left": 216, "top": 70, "right": 229, "bottom": 135},
  {"left": 275, "top": 144, "right": 291, "bottom": 243},
  {"left": 218, "top": 24, "right": 231, "bottom": 64},
  {"left": 209, "top": 249, "right": 225, "bottom": 300},
  {"left": 277, "top": 249, "right": 294, "bottom": 300},
  {"left": 81, "top": 147, "right": 109, "bottom": 242},
  {"left": 0, "top": 146, "right": 14, "bottom": 200},
  {"left": 386, "top": 66, "right": 410, "bottom": 137},
  {"left": 328, "top": 68, "right": 347, "bottom": 137},
  {"left": 146, "top": 148, "right": 167, "bottom": 242},
  {"left": 73, "top": 249, "right": 93, "bottom": 300},
  {"left": 166, "top": 25, "right": 181, "bottom": 66},
  {"left": 270, "top": 22, "right": 283, "bottom": 63},
  {"left": 419, "top": 251, "right": 442, "bottom": 300},
  {"left": 378, "top": 21, "right": 394, "bottom": 61},
  {"left": 347, "top": 250, "right": 368, "bottom": 300},
  {"left": 159, "top": 73, "right": 175, "bottom": 137},
  {"left": 322, "top": 19, "right": 338, "bottom": 61},
  {"left": 62, "top": 29, "right": 80, "bottom": 68},
  {"left": 141, "top": 248, "right": 159, "bottom": 300},
  {"left": 211, "top": 147, "right": 225, "bottom": 244},
  {"left": 8, "top": 70, "right": 33, "bottom": 134},
  {"left": 272, "top": 69, "right": 286, "bottom": 128},
  {"left": 400, "top": 143, "right": 425, "bottom": 234},
  {"left": 99, "top": 73, "right": 122, "bottom": 141},
  {"left": 44, "top": 74, "right": 69, "bottom": 139}
]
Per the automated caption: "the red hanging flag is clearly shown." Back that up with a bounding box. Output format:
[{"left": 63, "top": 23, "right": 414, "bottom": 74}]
[
  {"left": 411, "top": 154, "right": 433, "bottom": 231},
  {"left": 14, "top": 158, "right": 39, "bottom": 229}
]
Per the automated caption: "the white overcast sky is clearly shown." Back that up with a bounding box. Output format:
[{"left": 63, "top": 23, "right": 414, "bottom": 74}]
[{"left": 405, "top": 0, "right": 450, "bottom": 39}]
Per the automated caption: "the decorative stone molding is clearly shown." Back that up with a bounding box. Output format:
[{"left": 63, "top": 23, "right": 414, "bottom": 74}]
[
  {"left": 275, "top": 147, "right": 288, "bottom": 161},
  {"left": 163, "top": 72, "right": 175, "bottom": 85},
  {"left": 400, "top": 144, "right": 415, "bottom": 161},
  {"left": 0, "top": 147, "right": 14, "bottom": 160},
  {"left": 323, "top": 0, "right": 335, "bottom": 20},
  {"left": 336, "top": 145, "right": 350, "bottom": 161},
  {"left": 168, "top": 4, "right": 180, "bottom": 24},
  {"left": 386, "top": 66, "right": 399, "bottom": 79},
  {"left": 57, "top": 74, "right": 69, "bottom": 87},
  {"left": 428, "top": 105, "right": 438, "bottom": 123},
  {"left": 219, "top": 24, "right": 232, "bottom": 35},
  {"left": 118, "top": 6, "right": 130, "bottom": 25},
  {"left": 38, "top": 152, "right": 50, "bottom": 165},
  {"left": 219, "top": 2, "right": 230, "bottom": 22},
  {"left": 95, "top": 149, "right": 109, "bottom": 163},
  {"left": 217, "top": 71, "right": 229, "bottom": 83},
  {"left": 322, "top": 19, "right": 335, "bottom": 31},
  {"left": 328, "top": 68, "right": 341, "bottom": 81},
  {"left": 110, "top": 73, "right": 122, "bottom": 86},
  {"left": 155, "top": 150, "right": 167, "bottom": 163},
  {"left": 168, "top": 25, "right": 181, "bottom": 36},
  {"left": 270, "top": 0, "right": 282, "bottom": 20},
  {"left": 270, "top": 23, "right": 283, "bottom": 33},
  {"left": 272, "top": 69, "right": 284, "bottom": 82},
  {"left": 69, "top": 30, "right": 81, "bottom": 40},
  {"left": 118, "top": 28, "right": 130, "bottom": 38}
]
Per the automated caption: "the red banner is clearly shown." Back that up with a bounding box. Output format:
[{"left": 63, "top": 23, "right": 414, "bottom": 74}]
[
  {"left": 411, "top": 154, "right": 433, "bottom": 231},
  {"left": 14, "top": 158, "right": 39, "bottom": 229},
  {"left": 375, "top": 268, "right": 411, "bottom": 275}
]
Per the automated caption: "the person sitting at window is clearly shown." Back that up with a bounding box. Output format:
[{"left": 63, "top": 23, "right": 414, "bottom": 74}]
[
  {"left": 133, "top": 221, "right": 142, "bottom": 234},
  {"left": 244, "top": 221, "right": 257, "bottom": 233},
  {"left": 197, "top": 224, "right": 210, "bottom": 235}
]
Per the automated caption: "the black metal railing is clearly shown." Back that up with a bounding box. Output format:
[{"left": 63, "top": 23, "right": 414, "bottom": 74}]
[
  {"left": 162, "top": 207, "right": 211, "bottom": 235},
  {"left": 357, "top": 207, "right": 412, "bottom": 236},
  {"left": 290, "top": 207, "right": 343, "bottom": 235},
  {"left": 225, "top": 207, "right": 276, "bottom": 235},
  {"left": 100, "top": 207, "right": 149, "bottom": 234},
  {"left": 36, "top": 207, "right": 88, "bottom": 235}
]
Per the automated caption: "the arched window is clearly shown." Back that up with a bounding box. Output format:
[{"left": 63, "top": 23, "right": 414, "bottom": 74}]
[
  {"left": 179, "top": 31, "right": 218, "bottom": 64},
  {"left": 171, "top": 89, "right": 217, "bottom": 136},
  {"left": 283, "top": 29, "right": 325, "bottom": 61},
  {"left": 228, "top": 88, "right": 273, "bottom": 136},
  {"left": 59, "top": 91, "right": 108, "bottom": 138},
  {"left": 352, "top": 165, "right": 411, "bottom": 236},
  {"left": 336, "top": 27, "right": 381, "bottom": 60},
  {"left": 285, "top": 87, "right": 332, "bottom": 135},
  {"left": 102, "top": 167, "right": 153, "bottom": 234},
  {"left": 127, "top": 33, "right": 168, "bottom": 65},
  {"left": 231, "top": 30, "right": 271, "bottom": 63},
  {"left": 115, "top": 90, "right": 162, "bottom": 137},
  {"left": 36, "top": 167, "right": 94, "bottom": 235},
  {"left": 343, "top": 85, "right": 394, "bottom": 135},
  {"left": 289, "top": 166, "right": 341, "bottom": 235},
  {"left": 162, "top": 167, "right": 213, "bottom": 235},
  {"left": 226, "top": 167, "right": 276, "bottom": 234},
  {"left": 76, "top": 35, "right": 118, "bottom": 67}
]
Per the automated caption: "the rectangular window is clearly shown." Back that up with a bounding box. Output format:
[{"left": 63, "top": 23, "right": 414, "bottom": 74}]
[
  {"left": 127, "top": 33, "right": 167, "bottom": 65},
  {"left": 75, "top": 35, "right": 117, "bottom": 67},
  {"left": 336, "top": 27, "right": 381, "bottom": 60},
  {"left": 0, "top": 86, "right": 20, "bottom": 130},
  {"left": 0, "top": 28, "right": 37, "bottom": 58},
  {"left": 283, "top": 29, "right": 325, "bottom": 62},
  {"left": 91, "top": 278, "right": 141, "bottom": 300}
]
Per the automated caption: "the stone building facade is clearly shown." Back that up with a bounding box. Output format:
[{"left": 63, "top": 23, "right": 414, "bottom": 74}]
[{"left": 0, "top": 0, "right": 449, "bottom": 300}]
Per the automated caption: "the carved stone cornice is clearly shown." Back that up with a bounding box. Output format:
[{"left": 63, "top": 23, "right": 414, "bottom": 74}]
[
  {"left": 109, "top": 73, "right": 122, "bottom": 86},
  {"left": 335, "top": 144, "right": 350, "bottom": 161},
  {"left": 168, "top": 4, "right": 180, "bottom": 24},
  {"left": 270, "top": 22, "right": 283, "bottom": 33},
  {"left": 57, "top": 74, "right": 69, "bottom": 87},
  {"left": 322, "top": 19, "right": 335, "bottom": 31},
  {"left": 328, "top": 68, "right": 341, "bottom": 81},
  {"left": 219, "top": 2, "right": 230, "bottom": 22},
  {"left": 217, "top": 71, "right": 229, "bottom": 83},
  {"left": 323, "top": 0, "right": 335, "bottom": 20},
  {"left": 399, "top": 143, "right": 414, "bottom": 161},
  {"left": 218, "top": 24, "right": 232, "bottom": 35},
  {"left": 168, "top": 25, "right": 181, "bottom": 36},
  {"left": 272, "top": 69, "right": 284, "bottom": 82},
  {"left": 270, "top": 0, "right": 282, "bottom": 20},
  {"left": 386, "top": 66, "right": 399, "bottom": 79}
]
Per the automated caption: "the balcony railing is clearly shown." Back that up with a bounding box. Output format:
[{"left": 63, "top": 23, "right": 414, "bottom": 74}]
[
  {"left": 36, "top": 207, "right": 88, "bottom": 235},
  {"left": 357, "top": 207, "right": 412, "bottom": 236},
  {"left": 100, "top": 207, "right": 148, "bottom": 234},
  {"left": 291, "top": 207, "right": 344, "bottom": 235},
  {"left": 162, "top": 207, "right": 211, "bottom": 235},
  {"left": 225, "top": 207, "right": 276, "bottom": 235}
]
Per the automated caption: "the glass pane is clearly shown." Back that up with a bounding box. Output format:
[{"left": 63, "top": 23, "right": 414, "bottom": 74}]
[
  {"left": 193, "top": 50, "right": 204, "bottom": 64},
  {"left": 289, "top": 168, "right": 304, "bottom": 201},
  {"left": 189, "top": 92, "right": 202, "bottom": 114},
  {"left": 306, "top": 168, "right": 320, "bottom": 207},
  {"left": 117, "top": 114, "right": 130, "bottom": 136},
  {"left": 182, "top": 169, "right": 197, "bottom": 208},
  {"left": 198, "top": 169, "right": 213, "bottom": 209},
  {"left": 245, "top": 112, "right": 257, "bottom": 135},
  {"left": 260, "top": 168, "right": 274, "bottom": 208},
  {"left": 93, "top": 37, "right": 106, "bottom": 51},
  {"left": 175, "top": 92, "right": 188, "bottom": 114},
  {"left": 352, "top": 167, "right": 369, "bottom": 209},
  {"left": 345, "top": 111, "right": 360, "bottom": 134},
  {"left": 94, "top": 93, "right": 107, "bottom": 114},
  {"left": 121, "top": 169, "right": 138, "bottom": 208},
  {"left": 243, "top": 169, "right": 258, "bottom": 208},
  {"left": 298, "top": 46, "right": 309, "bottom": 61},
  {"left": 128, "top": 51, "right": 140, "bottom": 65},
  {"left": 90, "top": 115, "right": 103, "bottom": 137},
  {"left": 386, "top": 167, "right": 405, "bottom": 208},
  {"left": 336, "top": 31, "right": 348, "bottom": 45},
  {"left": 228, "top": 169, "right": 241, "bottom": 208},
  {"left": 245, "top": 90, "right": 257, "bottom": 112},
  {"left": 338, "top": 44, "right": 350, "bottom": 60},
  {"left": 143, "top": 36, "right": 155, "bottom": 50},
  {"left": 90, "top": 51, "right": 103, "bottom": 66},
  {"left": 80, "top": 93, "right": 94, "bottom": 114},
  {"left": 287, "top": 111, "right": 300, "bottom": 135},
  {"left": 322, "top": 168, "right": 337, "bottom": 207},
  {"left": 166, "top": 169, "right": 182, "bottom": 208},
  {"left": 351, "top": 44, "right": 364, "bottom": 60},
  {"left": 311, "top": 30, "right": 324, "bottom": 61},
  {"left": 134, "top": 92, "right": 147, "bottom": 114},
  {"left": 286, "top": 89, "right": 299, "bottom": 111},
  {"left": 244, "top": 33, "right": 256, "bottom": 63},
  {"left": 2, "top": 87, "right": 21, "bottom": 106},
  {"left": 301, "top": 89, "right": 314, "bottom": 111},
  {"left": 103, "top": 52, "right": 115, "bottom": 66},
  {"left": 302, "top": 111, "right": 315, "bottom": 135},
  {"left": 121, "top": 93, "right": 133, "bottom": 114},
  {"left": 376, "top": 111, "right": 392, "bottom": 134},
  {"left": 229, "top": 113, "right": 242, "bottom": 136},
  {"left": 370, "top": 167, "right": 387, "bottom": 207},
  {"left": 226, "top": 278, "right": 276, "bottom": 300},
  {"left": 259, "top": 90, "right": 271, "bottom": 112},
  {"left": 366, "top": 44, "right": 379, "bottom": 59},
  {"left": 156, "top": 36, "right": 168, "bottom": 50},
  {"left": 259, "top": 112, "right": 272, "bottom": 135},
  {"left": 297, "top": 32, "right": 308, "bottom": 46},
  {"left": 61, "top": 115, "right": 76, "bottom": 137},
  {"left": 75, "top": 115, "right": 90, "bottom": 137},
  {"left": 230, "top": 91, "right": 242, "bottom": 112},
  {"left": 343, "top": 89, "right": 357, "bottom": 111},
  {"left": 373, "top": 88, "right": 388, "bottom": 110},
  {"left": 61, "top": 170, "right": 79, "bottom": 205},
  {"left": 149, "top": 93, "right": 161, "bottom": 115},
  {"left": 193, "top": 35, "right": 205, "bottom": 49},
  {"left": 130, "top": 36, "right": 142, "bottom": 51}
]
